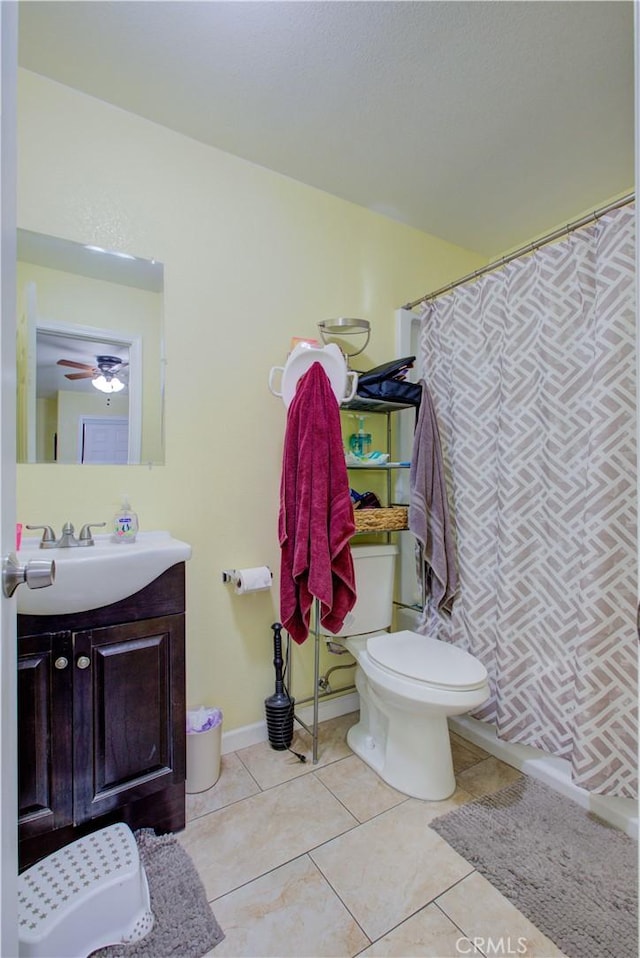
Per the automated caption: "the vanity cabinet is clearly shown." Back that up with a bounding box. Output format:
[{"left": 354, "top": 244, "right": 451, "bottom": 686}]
[{"left": 18, "top": 563, "right": 186, "bottom": 871}]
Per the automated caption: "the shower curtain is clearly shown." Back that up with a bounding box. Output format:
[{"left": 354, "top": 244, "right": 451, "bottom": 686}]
[{"left": 419, "top": 203, "right": 637, "bottom": 798}]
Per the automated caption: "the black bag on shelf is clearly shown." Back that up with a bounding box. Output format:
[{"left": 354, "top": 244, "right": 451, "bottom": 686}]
[{"left": 356, "top": 356, "right": 422, "bottom": 407}]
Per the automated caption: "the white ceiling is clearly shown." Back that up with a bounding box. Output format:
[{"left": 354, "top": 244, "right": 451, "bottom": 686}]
[
  {"left": 17, "top": 230, "right": 164, "bottom": 293},
  {"left": 18, "top": 1, "right": 634, "bottom": 257}
]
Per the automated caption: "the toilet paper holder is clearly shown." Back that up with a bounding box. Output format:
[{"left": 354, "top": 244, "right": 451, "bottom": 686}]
[{"left": 221, "top": 567, "right": 273, "bottom": 588}]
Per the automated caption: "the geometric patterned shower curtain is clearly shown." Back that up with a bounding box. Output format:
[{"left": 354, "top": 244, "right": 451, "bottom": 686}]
[{"left": 419, "top": 203, "right": 637, "bottom": 797}]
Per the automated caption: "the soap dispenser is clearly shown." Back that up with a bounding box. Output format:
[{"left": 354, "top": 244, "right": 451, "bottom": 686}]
[
  {"left": 112, "top": 496, "right": 139, "bottom": 544},
  {"left": 348, "top": 415, "right": 372, "bottom": 458}
]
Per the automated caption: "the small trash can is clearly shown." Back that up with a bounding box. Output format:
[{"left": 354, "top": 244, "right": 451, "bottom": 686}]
[{"left": 186, "top": 707, "right": 223, "bottom": 794}]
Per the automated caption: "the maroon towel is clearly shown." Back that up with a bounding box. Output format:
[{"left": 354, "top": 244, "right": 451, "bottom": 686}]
[{"left": 279, "top": 362, "right": 356, "bottom": 644}]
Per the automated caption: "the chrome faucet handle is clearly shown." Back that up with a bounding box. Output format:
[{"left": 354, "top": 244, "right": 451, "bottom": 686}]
[
  {"left": 25, "top": 525, "right": 57, "bottom": 548},
  {"left": 78, "top": 522, "right": 106, "bottom": 546}
]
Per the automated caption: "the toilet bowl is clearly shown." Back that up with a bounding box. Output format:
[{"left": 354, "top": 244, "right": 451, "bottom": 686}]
[
  {"left": 324, "top": 544, "right": 489, "bottom": 801},
  {"left": 343, "top": 629, "right": 489, "bottom": 800}
]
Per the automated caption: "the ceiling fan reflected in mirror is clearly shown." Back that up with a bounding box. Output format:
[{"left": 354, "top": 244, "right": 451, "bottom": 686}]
[{"left": 57, "top": 354, "right": 128, "bottom": 393}]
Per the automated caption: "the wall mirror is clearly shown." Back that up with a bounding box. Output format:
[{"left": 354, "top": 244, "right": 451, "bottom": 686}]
[{"left": 16, "top": 229, "right": 165, "bottom": 465}]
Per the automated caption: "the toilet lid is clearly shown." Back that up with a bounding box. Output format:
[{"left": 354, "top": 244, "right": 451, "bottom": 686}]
[{"left": 366, "top": 631, "right": 488, "bottom": 690}]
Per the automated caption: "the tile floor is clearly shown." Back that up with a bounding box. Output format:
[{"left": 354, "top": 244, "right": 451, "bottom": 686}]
[{"left": 179, "top": 713, "right": 568, "bottom": 958}]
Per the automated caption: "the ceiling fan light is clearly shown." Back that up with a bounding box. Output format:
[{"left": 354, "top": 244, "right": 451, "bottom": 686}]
[{"left": 92, "top": 374, "right": 125, "bottom": 394}]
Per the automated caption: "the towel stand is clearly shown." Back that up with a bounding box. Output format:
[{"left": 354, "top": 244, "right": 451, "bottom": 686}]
[
  {"left": 287, "top": 599, "right": 356, "bottom": 764},
  {"left": 281, "top": 400, "right": 427, "bottom": 763},
  {"left": 287, "top": 548, "right": 427, "bottom": 763}
]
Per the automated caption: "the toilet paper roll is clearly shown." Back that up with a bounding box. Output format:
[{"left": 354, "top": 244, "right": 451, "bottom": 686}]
[{"left": 234, "top": 566, "right": 272, "bottom": 594}]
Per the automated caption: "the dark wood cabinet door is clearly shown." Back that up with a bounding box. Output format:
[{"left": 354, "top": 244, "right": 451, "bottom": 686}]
[
  {"left": 18, "top": 565, "right": 187, "bottom": 870},
  {"left": 72, "top": 615, "right": 185, "bottom": 822},
  {"left": 18, "top": 632, "right": 73, "bottom": 838}
]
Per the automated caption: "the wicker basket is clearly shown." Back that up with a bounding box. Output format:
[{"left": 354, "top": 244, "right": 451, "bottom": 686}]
[{"left": 353, "top": 507, "right": 408, "bottom": 532}]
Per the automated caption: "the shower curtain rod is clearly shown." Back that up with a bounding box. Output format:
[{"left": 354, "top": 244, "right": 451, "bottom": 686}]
[{"left": 401, "top": 192, "right": 635, "bottom": 311}]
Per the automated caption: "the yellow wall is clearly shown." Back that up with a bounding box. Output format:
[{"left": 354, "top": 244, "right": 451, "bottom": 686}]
[
  {"left": 35, "top": 397, "right": 56, "bottom": 462},
  {"left": 16, "top": 69, "right": 486, "bottom": 731}
]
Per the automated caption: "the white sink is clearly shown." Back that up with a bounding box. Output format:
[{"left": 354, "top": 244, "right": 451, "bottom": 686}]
[{"left": 17, "top": 530, "right": 192, "bottom": 615}]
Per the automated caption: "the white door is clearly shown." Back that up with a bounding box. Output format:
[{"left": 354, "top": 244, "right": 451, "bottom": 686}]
[
  {"left": 1, "top": 5, "right": 19, "bottom": 955},
  {"left": 80, "top": 416, "right": 129, "bottom": 464}
]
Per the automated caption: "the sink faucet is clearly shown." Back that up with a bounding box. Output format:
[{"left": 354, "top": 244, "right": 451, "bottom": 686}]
[
  {"left": 26, "top": 522, "right": 106, "bottom": 548},
  {"left": 56, "top": 522, "right": 79, "bottom": 548}
]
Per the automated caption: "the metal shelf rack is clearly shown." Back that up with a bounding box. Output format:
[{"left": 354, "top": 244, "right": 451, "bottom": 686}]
[{"left": 291, "top": 400, "right": 416, "bottom": 763}]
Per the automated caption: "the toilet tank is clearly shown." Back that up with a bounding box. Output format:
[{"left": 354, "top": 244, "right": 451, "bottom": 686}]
[{"left": 333, "top": 543, "right": 398, "bottom": 637}]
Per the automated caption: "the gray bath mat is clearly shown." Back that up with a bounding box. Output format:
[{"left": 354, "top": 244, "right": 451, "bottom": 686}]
[
  {"left": 92, "top": 829, "right": 224, "bottom": 957},
  {"left": 430, "top": 775, "right": 637, "bottom": 958}
]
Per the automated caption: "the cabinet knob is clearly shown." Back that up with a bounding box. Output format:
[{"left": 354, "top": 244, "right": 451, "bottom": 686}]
[
  {"left": 76, "top": 655, "right": 91, "bottom": 670},
  {"left": 54, "top": 656, "right": 68, "bottom": 670}
]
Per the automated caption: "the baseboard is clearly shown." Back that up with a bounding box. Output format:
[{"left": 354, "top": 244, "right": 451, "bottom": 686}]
[
  {"left": 450, "top": 715, "right": 638, "bottom": 839},
  {"left": 294, "top": 691, "right": 359, "bottom": 728},
  {"left": 221, "top": 691, "right": 359, "bottom": 755},
  {"left": 221, "top": 719, "right": 269, "bottom": 755}
]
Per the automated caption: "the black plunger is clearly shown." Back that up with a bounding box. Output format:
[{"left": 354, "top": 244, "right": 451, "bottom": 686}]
[{"left": 264, "top": 622, "right": 294, "bottom": 750}]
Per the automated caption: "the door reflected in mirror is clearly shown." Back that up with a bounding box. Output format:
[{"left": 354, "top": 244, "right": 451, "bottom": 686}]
[{"left": 16, "top": 230, "right": 164, "bottom": 464}]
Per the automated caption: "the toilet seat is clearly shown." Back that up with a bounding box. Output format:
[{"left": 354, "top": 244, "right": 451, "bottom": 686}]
[{"left": 366, "top": 630, "right": 488, "bottom": 692}]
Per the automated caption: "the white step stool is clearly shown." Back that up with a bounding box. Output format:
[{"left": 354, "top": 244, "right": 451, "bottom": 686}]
[{"left": 18, "top": 822, "right": 154, "bottom": 958}]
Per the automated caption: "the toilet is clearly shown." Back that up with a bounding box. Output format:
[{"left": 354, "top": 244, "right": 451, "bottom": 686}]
[{"left": 327, "top": 544, "right": 489, "bottom": 801}]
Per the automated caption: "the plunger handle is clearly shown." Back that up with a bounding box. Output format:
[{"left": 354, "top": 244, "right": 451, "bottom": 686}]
[{"left": 271, "top": 622, "right": 285, "bottom": 695}]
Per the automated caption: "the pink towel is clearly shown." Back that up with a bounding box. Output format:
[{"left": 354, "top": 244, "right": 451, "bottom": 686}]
[{"left": 279, "top": 362, "right": 356, "bottom": 644}]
